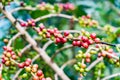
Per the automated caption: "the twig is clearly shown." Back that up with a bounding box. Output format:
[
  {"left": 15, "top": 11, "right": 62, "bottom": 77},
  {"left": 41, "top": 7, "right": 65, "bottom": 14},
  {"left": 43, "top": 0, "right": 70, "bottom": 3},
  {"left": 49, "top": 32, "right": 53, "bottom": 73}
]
[
  {"left": 10, "top": 6, "right": 36, "bottom": 13},
  {"left": 34, "top": 13, "right": 78, "bottom": 22},
  {"left": 54, "top": 59, "right": 76, "bottom": 80},
  {"left": 86, "top": 57, "right": 103, "bottom": 71},
  {"left": 7, "top": 32, "right": 21, "bottom": 47},
  {"left": 13, "top": 69, "right": 23, "bottom": 80},
  {"left": 101, "top": 73, "right": 120, "bottom": 80},
  {"left": 20, "top": 44, "right": 32, "bottom": 54},
  {"left": 42, "top": 40, "right": 53, "bottom": 50},
  {"left": 102, "top": 51, "right": 119, "bottom": 60},
  {"left": 97, "top": 70, "right": 101, "bottom": 80},
  {"left": 51, "top": 45, "right": 73, "bottom": 60}
]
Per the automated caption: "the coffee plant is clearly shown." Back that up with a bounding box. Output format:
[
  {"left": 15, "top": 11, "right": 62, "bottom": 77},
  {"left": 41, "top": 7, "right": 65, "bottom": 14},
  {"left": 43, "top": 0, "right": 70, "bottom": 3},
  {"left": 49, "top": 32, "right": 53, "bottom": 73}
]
[{"left": 0, "top": 0, "right": 120, "bottom": 80}]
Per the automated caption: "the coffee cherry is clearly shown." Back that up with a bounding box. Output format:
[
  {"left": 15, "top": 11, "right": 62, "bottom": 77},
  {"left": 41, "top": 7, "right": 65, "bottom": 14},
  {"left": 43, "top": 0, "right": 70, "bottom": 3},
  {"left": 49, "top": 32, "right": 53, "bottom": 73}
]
[
  {"left": 61, "top": 38, "right": 67, "bottom": 43},
  {"left": 18, "top": 63, "right": 25, "bottom": 68},
  {"left": 55, "top": 38, "right": 61, "bottom": 44},
  {"left": 81, "top": 64, "right": 86, "bottom": 68},
  {"left": 2, "top": 59, "right": 6, "bottom": 64},
  {"left": 72, "top": 41, "right": 77, "bottom": 46},
  {"left": 26, "top": 58, "right": 32, "bottom": 64},
  {"left": 76, "top": 41, "right": 81, "bottom": 46},
  {"left": 6, "top": 52, "right": 11, "bottom": 58},
  {"left": 3, "top": 39, "right": 8, "bottom": 43},
  {"left": 81, "top": 36, "right": 88, "bottom": 42},
  {"left": 33, "top": 76, "right": 39, "bottom": 80},
  {"left": 90, "top": 33, "right": 96, "bottom": 39},
  {"left": 80, "top": 68, "right": 84, "bottom": 73},
  {"left": 11, "top": 55, "right": 17, "bottom": 60},
  {"left": 32, "top": 68, "right": 37, "bottom": 73},
  {"left": 64, "top": 31, "right": 69, "bottom": 36},
  {"left": 101, "top": 52, "right": 106, "bottom": 57},
  {"left": 82, "top": 42, "right": 89, "bottom": 49},
  {"left": 46, "top": 77, "right": 52, "bottom": 80},
  {"left": 39, "top": 23, "right": 45, "bottom": 31},
  {"left": 87, "top": 39, "right": 94, "bottom": 45},
  {"left": 3, "top": 46, "right": 7, "bottom": 50},
  {"left": 5, "top": 61, "right": 10, "bottom": 66},
  {"left": 46, "top": 33, "right": 51, "bottom": 38},
  {"left": 86, "top": 54, "right": 91, "bottom": 58},
  {"left": 22, "top": 73, "right": 28, "bottom": 78},
  {"left": 94, "top": 38, "right": 100, "bottom": 43},
  {"left": 33, "top": 64, "right": 39, "bottom": 69},
  {"left": 37, "top": 70, "right": 43, "bottom": 76},
  {"left": 41, "top": 78, "right": 46, "bottom": 80},
  {"left": 86, "top": 58, "right": 91, "bottom": 63},
  {"left": 25, "top": 61, "right": 31, "bottom": 67},
  {"left": 25, "top": 67, "right": 31, "bottom": 72}
]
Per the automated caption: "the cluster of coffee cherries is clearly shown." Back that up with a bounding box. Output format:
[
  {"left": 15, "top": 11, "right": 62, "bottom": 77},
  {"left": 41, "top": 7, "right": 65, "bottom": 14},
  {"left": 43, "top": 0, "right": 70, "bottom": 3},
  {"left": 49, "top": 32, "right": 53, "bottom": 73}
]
[
  {"left": 79, "top": 15, "right": 98, "bottom": 27},
  {"left": 36, "top": 2, "right": 54, "bottom": 11},
  {"left": 96, "top": 45, "right": 116, "bottom": 58},
  {"left": 36, "top": 23, "right": 69, "bottom": 44},
  {"left": 72, "top": 30, "right": 100, "bottom": 49},
  {"left": 74, "top": 62, "right": 88, "bottom": 76},
  {"left": 58, "top": 3, "right": 75, "bottom": 11},
  {"left": 36, "top": 2, "right": 75, "bottom": 12},
  {"left": 20, "top": 19, "right": 35, "bottom": 27},
  {"left": 93, "top": 62, "right": 105, "bottom": 79},
  {"left": 35, "top": 24, "right": 100, "bottom": 49},
  {"left": 24, "top": 64, "right": 52, "bottom": 80},
  {"left": 2, "top": 46, "right": 18, "bottom": 66},
  {"left": 18, "top": 58, "right": 32, "bottom": 68}
]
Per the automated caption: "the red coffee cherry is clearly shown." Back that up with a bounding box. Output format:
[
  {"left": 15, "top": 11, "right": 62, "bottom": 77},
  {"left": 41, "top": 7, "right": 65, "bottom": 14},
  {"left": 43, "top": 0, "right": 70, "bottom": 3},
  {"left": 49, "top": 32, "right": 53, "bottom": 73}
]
[
  {"left": 61, "top": 38, "right": 67, "bottom": 43},
  {"left": 94, "top": 38, "right": 100, "bottom": 43},
  {"left": 72, "top": 41, "right": 77, "bottom": 46},
  {"left": 90, "top": 33, "right": 96, "bottom": 39},
  {"left": 26, "top": 58, "right": 32, "bottom": 64},
  {"left": 55, "top": 38, "right": 61, "bottom": 44},
  {"left": 81, "top": 36, "right": 88, "bottom": 42},
  {"left": 18, "top": 63, "right": 25, "bottom": 68},
  {"left": 82, "top": 42, "right": 89, "bottom": 49},
  {"left": 86, "top": 58, "right": 91, "bottom": 63},
  {"left": 37, "top": 70, "right": 43, "bottom": 76},
  {"left": 64, "top": 31, "right": 69, "bottom": 36},
  {"left": 33, "top": 76, "right": 39, "bottom": 80},
  {"left": 25, "top": 61, "right": 31, "bottom": 67}
]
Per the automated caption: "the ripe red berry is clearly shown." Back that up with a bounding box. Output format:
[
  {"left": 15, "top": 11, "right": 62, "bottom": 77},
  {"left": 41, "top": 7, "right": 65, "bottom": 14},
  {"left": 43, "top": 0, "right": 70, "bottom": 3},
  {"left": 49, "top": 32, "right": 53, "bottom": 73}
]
[
  {"left": 90, "top": 33, "right": 96, "bottom": 39},
  {"left": 94, "top": 38, "right": 100, "bottom": 43},
  {"left": 87, "top": 39, "right": 94, "bottom": 45},
  {"left": 86, "top": 54, "right": 91, "bottom": 58},
  {"left": 33, "top": 76, "right": 39, "bottom": 80},
  {"left": 81, "top": 36, "right": 88, "bottom": 42},
  {"left": 39, "top": 24, "right": 45, "bottom": 31},
  {"left": 11, "top": 55, "right": 17, "bottom": 60},
  {"left": 82, "top": 42, "right": 89, "bottom": 49},
  {"left": 2, "top": 59, "right": 6, "bottom": 64},
  {"left": 61, "top": 38, "right": 67, "bottom": 43},
  {"left": 37, "top": 70, "right": 43, "bottom": 76},
  {"left": 26, "top": 58, "right": 32, "bottom": 63},
  {"left": 25, "top": 61, "right": 31, "bottom": 67},
  {"left": 86, "top": 58, "right": 91, "bottom": 63},
  {"left": 64, "top": 31, "right": 69, "bottom": 36},
  {"left": 72, "top": 41, "right": 77, "bottom": 46},
  {"left": 76, "top": 41, "right": 81, "bottom": 46},
  {"left": 41, "top": 78, "right": 46, "bottom": 80},
  {"left": 46, "top": 33, "right": 51, "bottom": 38},
  {"left": 55, "top": 38, "right": 61, "bottom": 44},
  {"left": 3, "top": 46, "right": 7, "bottom": 50},
  {"left": 18, "top": 63, "right": 25, "bottom": 68}
]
